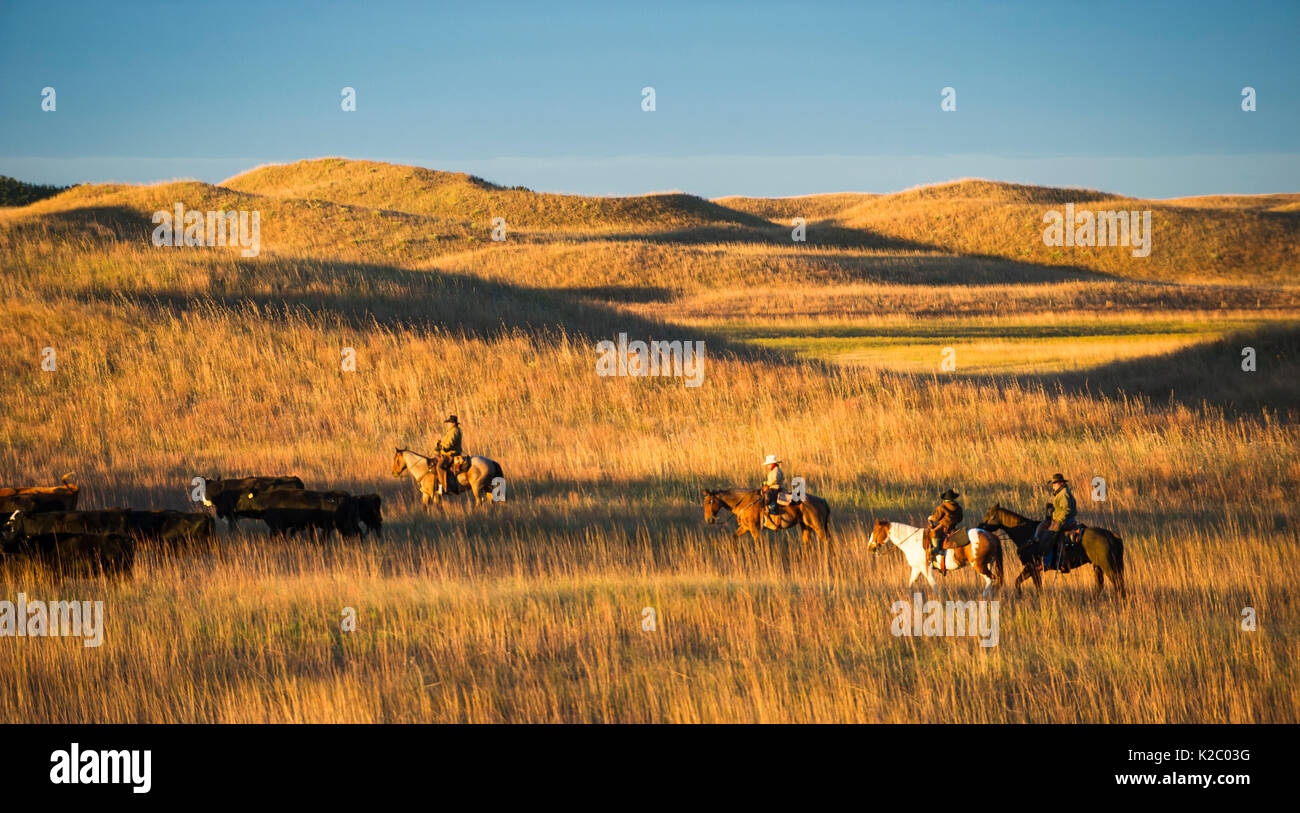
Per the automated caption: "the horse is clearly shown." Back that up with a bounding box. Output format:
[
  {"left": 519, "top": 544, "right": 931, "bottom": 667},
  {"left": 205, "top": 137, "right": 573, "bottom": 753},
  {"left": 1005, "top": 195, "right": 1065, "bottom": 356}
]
[
  {"left": 392, "top": 448, "right": 504, "bottom": 508},
  {"left": 978, "top": 503, "right": 1125, "bottom": 598},
  {"left": 447, "top": 454, "right": 505, "bottom": 506},
  {"left": 701, "top": 488, "right": 831, "bottom": 545},
  {"left": 867, "top": 519, "right": 1003, "bottom": 596},
  {"left": 392, "top": 448, "right": 441, "bottom": 508}
]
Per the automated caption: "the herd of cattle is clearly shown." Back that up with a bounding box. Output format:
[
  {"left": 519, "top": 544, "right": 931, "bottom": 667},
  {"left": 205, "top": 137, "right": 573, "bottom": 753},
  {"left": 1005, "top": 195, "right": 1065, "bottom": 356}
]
[{"left": 0, "top": 474, "right": 383, "bottom": 577}]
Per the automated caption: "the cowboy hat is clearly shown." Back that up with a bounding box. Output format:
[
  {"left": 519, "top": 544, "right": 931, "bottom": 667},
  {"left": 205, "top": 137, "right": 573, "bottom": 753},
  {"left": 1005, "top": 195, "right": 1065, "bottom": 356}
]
[
  {"left": 940, "top": 488, "right": 960, "bottom": 500},
  {"left": 1048, "top": 473, "right": 1068, "bottom": 485},
  {"left": 444, "top": 414, "right": 458, "bottom": 424},
  {"left": 762, "top": 454, "right": 781, "bottom": 466}
]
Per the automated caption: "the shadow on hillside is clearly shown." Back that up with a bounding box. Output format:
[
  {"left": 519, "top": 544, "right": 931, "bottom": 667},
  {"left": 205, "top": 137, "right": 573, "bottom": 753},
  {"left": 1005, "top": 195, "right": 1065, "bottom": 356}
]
[
  {"left": 576, "top": 221, "right": 939, "bottom": 253},
  {"left": 13, "top": 205, "right": 155, "bottom": 242},
  {"left": 16, "top": 202, "right": 1126, "bottom": 289},
  {"left": 562, "top": 285, "right": 675, "bottom": 303},
  {"left": 67, "top": 259, "right": 800, "bottom": 367},
  {"left": 897, "top": 321, "right": 1300, "bottom": 416}
]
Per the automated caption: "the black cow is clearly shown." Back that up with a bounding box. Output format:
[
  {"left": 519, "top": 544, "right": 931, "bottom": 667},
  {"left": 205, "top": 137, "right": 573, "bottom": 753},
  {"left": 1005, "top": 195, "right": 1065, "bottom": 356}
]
[
  {"left": 6, "top": 509, "right": 214, "bottom": 547},
  {"left": 235, "top": 489, "right": 362, "bottom": 538},
  {"left": 324, "top": 491, "right": 382, "bottom": 536},
  {"left": 355, "top": 494, "right": 382, "bottom": 537},
  {"left": 201, "top": 476, "right": 305, "bottom": 530},
  {"left": 4, "top": 531, "right": 134, "bottom": 577}
]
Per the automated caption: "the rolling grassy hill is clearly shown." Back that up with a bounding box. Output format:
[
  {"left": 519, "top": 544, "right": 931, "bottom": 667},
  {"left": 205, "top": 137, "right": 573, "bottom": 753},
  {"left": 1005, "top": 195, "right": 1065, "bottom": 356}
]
[
  {"left": 224, "top": 158, "right": 771, "bottom": 231},
  {"left": 834, "top": 179, "right": 1300, "bottom": 285}
]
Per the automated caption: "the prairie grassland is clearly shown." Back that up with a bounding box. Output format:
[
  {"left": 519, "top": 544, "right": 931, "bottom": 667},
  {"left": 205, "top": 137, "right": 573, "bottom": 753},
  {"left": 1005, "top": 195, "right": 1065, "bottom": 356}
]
[
  {"left": 0, "top": 161, "right": 1297, "bottom": 722},
  {"left": 692, "top": 313, "right": 1292, "bottom": 373}
]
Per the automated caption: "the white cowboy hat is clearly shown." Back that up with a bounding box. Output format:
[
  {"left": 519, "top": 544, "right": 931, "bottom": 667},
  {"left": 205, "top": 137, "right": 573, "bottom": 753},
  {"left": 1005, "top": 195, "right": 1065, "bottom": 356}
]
[{"left": 763, "top": 454, "right": 781, "bottom": 466}]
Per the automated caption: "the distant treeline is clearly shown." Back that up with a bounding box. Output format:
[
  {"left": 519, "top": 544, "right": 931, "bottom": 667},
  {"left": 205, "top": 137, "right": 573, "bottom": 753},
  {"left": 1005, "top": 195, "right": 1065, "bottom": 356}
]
[{"left": 0, "top": 175, "right": 71, "bottom": 206}]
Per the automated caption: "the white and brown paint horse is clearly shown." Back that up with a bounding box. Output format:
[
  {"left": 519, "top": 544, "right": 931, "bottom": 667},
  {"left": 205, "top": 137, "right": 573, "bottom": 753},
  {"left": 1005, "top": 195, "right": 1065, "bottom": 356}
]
[
  {"left": 867, "top": 519, "right": 1003, "bottom": 596},
  {"left": 392, "top": 448, "right": 503, "bottom": 508}
]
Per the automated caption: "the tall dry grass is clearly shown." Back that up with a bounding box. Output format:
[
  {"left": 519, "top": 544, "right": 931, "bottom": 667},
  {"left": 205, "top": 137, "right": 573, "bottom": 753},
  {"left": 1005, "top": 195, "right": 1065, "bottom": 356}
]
[{"left": 1, "top": 166, "right": 1297, "bottom": 722}]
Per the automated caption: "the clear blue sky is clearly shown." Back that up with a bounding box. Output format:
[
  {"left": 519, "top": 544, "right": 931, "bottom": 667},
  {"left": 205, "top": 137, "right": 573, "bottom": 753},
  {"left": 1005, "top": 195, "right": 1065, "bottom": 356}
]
[{"left": 2, "top": 0, "right": 1297, "bottom": 197}]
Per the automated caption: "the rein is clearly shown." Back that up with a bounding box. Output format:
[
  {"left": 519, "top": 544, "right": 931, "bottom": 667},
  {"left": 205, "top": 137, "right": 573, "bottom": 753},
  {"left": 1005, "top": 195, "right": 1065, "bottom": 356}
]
[{"left": 894, "top": 525, "right": 924, "bottom": 546}]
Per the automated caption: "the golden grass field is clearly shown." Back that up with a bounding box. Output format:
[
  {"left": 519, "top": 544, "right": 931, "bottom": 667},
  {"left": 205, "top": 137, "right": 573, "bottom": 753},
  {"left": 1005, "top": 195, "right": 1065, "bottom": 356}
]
[{"left": 1, "top": 158, "right": 1297, "bottom": 722}]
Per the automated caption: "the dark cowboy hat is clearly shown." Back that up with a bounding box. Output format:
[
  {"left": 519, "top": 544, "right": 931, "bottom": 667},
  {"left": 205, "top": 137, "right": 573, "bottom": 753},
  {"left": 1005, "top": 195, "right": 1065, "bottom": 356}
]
[
  {"left": 940, "top": 488, "right": 960, "bottom": 501},
  {"left": 444, "top": 414, "right": 458, "bottom": 424},
  {"left": 1048, "top": 473, "right": 1068, "bottom": 485}
]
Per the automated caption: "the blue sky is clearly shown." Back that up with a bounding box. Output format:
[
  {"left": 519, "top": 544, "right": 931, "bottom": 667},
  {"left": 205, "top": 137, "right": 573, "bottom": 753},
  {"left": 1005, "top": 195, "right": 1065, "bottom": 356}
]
[{"left": 2, "top": 0, "right": 1297, "bottom": 197}]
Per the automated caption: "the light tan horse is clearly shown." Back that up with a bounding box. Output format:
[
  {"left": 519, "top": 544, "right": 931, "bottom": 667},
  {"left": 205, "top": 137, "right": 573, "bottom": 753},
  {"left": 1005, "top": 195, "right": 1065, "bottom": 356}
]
[
  {"left": 391, "top": 448, "right": 441, "bottom": 508},
  {"left": 446, "top": 455, "right": 505, "bottom": 506},
  {"left": 392, "top": 448, "right": 504, "bottom": 508},
  {"left": 701, "top": 488, "right": 831, "bottom": 544}
]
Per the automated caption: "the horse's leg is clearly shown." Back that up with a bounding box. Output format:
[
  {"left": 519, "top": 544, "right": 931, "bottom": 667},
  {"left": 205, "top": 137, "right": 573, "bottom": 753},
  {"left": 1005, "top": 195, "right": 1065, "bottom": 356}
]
[
  {"left": 1014, "top": 565, "right": 1036, "bottom": 596},
  {"left": 1107, "top": 535, "right": 1126, "bottom": 598},
  {"left": 806, "top": 505, "right": 830, "bottom": 545},
  {"left": 973, "top": 548, "right": 993, "bottom": 596}
]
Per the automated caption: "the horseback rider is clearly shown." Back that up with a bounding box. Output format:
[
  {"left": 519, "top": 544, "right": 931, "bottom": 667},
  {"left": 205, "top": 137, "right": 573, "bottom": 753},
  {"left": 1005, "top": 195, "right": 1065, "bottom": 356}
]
[
  {"left": 435, "top": 414, "right": 463, "bottom": 457},
  {"left": 433, "top": 414, "right": 464, "bottom": 493},
  {"left": 1042, "top": 473, "right": 1078, "bottom": 573},
  {"left": 927, "top": 489, "right": 963, "bottom": 566},
  {"left": 761, "top": 454, "right": 786, "bottom": 516}
]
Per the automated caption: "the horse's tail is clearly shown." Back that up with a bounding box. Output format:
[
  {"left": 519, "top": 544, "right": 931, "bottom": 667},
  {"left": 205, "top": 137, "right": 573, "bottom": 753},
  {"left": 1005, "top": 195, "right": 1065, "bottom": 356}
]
[
  {"left": 1109, "top": 533, "right": 1126, "bottom": 597},
  {"left": 817, "top": 497, "right": 831, "bottom": 541},
  {"left": 801, "top": 497, "right": 830, "bottom": 542},
  {"left": 990, "top": 531, "right": 1005, "bottom": 584}
]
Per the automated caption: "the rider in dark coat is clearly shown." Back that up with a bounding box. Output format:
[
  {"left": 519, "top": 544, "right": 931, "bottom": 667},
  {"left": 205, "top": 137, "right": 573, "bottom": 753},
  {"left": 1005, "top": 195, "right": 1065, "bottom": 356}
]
[{"left": 927, "top": 489, "right": 963, "bottom": 565}]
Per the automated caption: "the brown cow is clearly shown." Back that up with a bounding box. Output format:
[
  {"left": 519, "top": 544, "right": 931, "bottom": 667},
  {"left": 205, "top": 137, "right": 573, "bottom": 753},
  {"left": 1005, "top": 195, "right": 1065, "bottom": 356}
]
[{"left": 0, "top": 473, "right": 78, "bottom": 512}]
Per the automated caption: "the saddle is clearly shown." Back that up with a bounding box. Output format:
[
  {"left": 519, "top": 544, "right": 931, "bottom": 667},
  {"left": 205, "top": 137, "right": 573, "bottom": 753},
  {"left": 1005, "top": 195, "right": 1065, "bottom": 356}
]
[
  {"left": 924, "top": 526, "right": 969, "bottom": 550},
  {"left": 1035, "top": 519, "right": 1085, "bottom": 546}
]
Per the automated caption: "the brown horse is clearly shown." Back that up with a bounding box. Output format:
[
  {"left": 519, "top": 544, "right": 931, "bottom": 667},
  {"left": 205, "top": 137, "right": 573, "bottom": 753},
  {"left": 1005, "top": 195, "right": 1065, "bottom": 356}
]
[
  {"left": 978, "top": 503, "right": 1126, "bottom": 597},
  {"left": 701, "top": 488, "right": 831, "bottom": 544}
]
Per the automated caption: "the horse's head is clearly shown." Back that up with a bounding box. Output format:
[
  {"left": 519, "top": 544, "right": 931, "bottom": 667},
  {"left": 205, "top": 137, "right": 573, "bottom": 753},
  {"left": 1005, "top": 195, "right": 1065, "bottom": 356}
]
[
  {"left": 701, "top": 489, "right": 724, "bottom": 524},
  {"left": 867, "top": 518, "right": 891, "bottom": 553},
  {"left": 979, "top": 503, "right": 1003, "bottom": 531},
  {"left": 392, "top": 449, "right": 408, "bottom": 478}
]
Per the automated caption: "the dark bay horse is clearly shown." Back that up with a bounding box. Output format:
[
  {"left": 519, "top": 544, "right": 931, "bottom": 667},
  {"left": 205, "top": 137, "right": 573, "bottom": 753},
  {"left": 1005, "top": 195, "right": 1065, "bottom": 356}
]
[
  {"left": 979, "top": 503, "right": 1125, "bottom": 597},
  {"left": 701, "top": 488, "right": 831, "bottom": 544}
]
